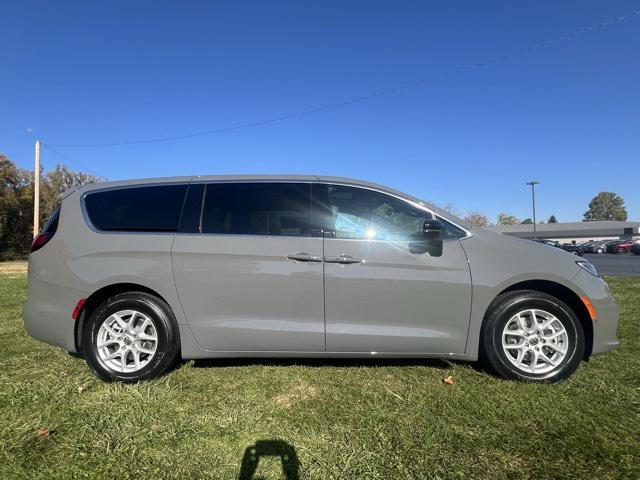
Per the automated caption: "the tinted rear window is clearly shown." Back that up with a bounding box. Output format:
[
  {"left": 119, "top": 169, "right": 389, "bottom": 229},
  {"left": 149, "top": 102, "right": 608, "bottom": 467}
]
[
  {"left": 43, "top": 206, "right": 60, "bottom": 234},
  {"left": 84, "top": 184, "right": 188, "bottom": 232},
  {"left": 201, "top": 183, "right": 312, "bottom": 236}
]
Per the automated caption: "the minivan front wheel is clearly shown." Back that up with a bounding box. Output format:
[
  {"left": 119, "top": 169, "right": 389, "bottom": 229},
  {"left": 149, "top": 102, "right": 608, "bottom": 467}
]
[
  {"left": 83, "top": 292, "right": 180, "bottom": 382},
  {"left": 481, "top": 290, "right": 584, "bottom": 382}
]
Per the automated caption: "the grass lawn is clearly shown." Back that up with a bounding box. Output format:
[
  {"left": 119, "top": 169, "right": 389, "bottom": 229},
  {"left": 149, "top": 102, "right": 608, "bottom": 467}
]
[{"left": 0, "top": 267, "right": 638, "bottom": 479}]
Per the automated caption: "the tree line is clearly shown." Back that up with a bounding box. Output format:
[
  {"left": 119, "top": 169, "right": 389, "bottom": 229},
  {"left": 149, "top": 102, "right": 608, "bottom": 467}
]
[
  {"left": 490, "top": 192, "right": 628, "bottom": 226},
  {"left": 0, "top": 154, "right": 100, "bottom": 260},
  {"left": 443, "top": 192, "right": 627, "bottom": 227}
]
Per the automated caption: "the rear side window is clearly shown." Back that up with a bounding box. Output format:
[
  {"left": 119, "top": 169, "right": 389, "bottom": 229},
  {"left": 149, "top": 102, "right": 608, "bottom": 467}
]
[
  {"left": 84, "top": 184, "right": 188, "bottom": 232},
  {"left": 201, "top": 183, "right": 312, "bottom": 237}
]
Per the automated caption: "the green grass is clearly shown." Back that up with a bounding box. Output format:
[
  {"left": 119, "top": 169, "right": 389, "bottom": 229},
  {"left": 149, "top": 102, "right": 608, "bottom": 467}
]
[{"left": 0, "top": 272, "right": 638, "bottom": 480}]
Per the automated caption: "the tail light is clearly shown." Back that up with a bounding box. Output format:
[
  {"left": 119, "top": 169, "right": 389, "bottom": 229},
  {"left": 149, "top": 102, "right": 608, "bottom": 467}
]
[{"left": 31, "top": 233, "right": 53, "bottom": 253}]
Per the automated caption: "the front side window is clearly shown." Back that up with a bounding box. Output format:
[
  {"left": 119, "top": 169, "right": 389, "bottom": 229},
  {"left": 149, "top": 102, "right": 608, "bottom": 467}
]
[
  {"left": 84, "top": 184, "right": 188, "bottom": 232},
  {"left": 317, "top": 184, "right": 467, "bottom": 241},
  {"left": 322, "top": 185, "right": 434, "bottom": 241},
  {"left": 201, "top": 183, "right": 312, "bottom": 237}
]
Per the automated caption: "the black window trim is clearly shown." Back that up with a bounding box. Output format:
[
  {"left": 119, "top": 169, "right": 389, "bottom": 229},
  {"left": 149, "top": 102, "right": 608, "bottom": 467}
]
[
  {"left": 81, "top": 181, "right": 191, "bottom": 235},
  {"left": 81, "top": 179, "right": 471, "bottom": 240}
]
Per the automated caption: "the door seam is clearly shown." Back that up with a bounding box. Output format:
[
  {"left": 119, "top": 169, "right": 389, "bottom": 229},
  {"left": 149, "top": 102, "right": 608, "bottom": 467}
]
[
  {"left": 322, "top": 230, "right": 327, "bottom": 352},
  {"left": 459, "top": 238, "right": 475, "bottom": 355}
]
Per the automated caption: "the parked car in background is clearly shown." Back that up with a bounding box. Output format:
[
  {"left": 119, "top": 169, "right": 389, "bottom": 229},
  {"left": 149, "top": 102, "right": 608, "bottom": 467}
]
[
  {"left": 630, "top": 243, "right": 640, "bottom": 255},
  {"left": 533, "top": 239, "right": 582, "bottom": 256},
  {"left": 533, "top": 239, "right": 560, "bottom": 247},
  {"left": 23, "top": 175, "right": 619, "bottom": 383},
  {"left": 560, "top": 243, "right": 584, "bottom": 256},
  {"left": 586, "top": 240, "right": 610, "bottom": 254},
  {"left": 578, "top": 240, "right": 595, "bottom": 251},
  {"left": 606, "top": 240, "right": 637, "bottom": 254}
]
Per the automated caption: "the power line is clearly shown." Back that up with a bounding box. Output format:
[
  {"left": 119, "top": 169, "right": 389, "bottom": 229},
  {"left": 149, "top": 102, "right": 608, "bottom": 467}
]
[
  {"left": 48, "top": 8, "right": 640, "bottom": 148},
  {"left": 40, "top": 143, "right": 105, "bottom": 178}
]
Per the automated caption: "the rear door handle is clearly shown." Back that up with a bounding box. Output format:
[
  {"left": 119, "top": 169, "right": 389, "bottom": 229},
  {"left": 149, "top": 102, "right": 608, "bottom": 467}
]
[
  {"left": 325, "top": 254, "right": 362, "bottom": 264},
  {"left": 286, "top": 252, "right": 323, "bottom": 262}
]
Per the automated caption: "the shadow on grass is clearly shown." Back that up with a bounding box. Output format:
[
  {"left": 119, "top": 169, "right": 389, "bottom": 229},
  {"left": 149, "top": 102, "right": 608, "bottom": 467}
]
[
  {"left": 192, "top": 357, "right": 458, "bottom": 370},
  {"left": 237, "top": 439, "right": 299, "bottom": 480},
  {"left": 68, "top": 351, "right": 492, "bottom": 379}
]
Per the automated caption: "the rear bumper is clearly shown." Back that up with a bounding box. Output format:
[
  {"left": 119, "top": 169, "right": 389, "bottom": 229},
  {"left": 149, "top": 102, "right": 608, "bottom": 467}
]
[{"left": 23, "top": 276, "right": 86, "bottom": 353}]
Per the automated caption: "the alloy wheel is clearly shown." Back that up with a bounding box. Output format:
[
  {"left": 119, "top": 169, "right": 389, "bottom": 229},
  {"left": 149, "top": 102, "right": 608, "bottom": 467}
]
[
  {"left": 501, "top": 309, "right": 569, "bottom": 374},
  {"left": 96, "top": 309, "right": 158, "bottom": 373}
]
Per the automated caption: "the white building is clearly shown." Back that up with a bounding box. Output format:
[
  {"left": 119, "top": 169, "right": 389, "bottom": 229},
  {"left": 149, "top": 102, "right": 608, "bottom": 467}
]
[{"left": 487, "top": 221, "right": 640, "bottom": 244}]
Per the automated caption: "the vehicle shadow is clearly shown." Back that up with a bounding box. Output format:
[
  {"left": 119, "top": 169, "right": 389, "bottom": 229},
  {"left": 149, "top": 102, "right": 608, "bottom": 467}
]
[
  {"left": 237, "top": 439, "right": 299, "bottom": 480},
  {"left": 192, "top": 356, "right": 456, "bottom": 370}
]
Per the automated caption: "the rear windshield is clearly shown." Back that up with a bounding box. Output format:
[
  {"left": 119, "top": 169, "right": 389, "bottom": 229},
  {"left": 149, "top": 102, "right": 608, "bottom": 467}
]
[
  {"left": 84, "top": 184, "right": 188, "bottom": 232},
  {"left": 43, "top": 206, "right": 60, "bottom": 234}
]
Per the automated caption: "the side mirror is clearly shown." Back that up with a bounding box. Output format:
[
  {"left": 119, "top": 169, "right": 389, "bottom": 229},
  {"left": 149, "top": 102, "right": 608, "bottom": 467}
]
[
  {"left": 409, "top": 220, "right": 444, "bottom": 256},
  {"left": 423, "top": 219, "right": 444, "bottom": 238}
]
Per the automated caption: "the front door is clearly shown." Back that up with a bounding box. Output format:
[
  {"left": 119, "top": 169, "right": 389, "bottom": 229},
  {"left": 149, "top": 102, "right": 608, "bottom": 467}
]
[
  {"left": 172, "top": 182, "right": 325, "bottom": 352},
  {"left": 316, "top": 184, "right": 472, "bottom": 354}
]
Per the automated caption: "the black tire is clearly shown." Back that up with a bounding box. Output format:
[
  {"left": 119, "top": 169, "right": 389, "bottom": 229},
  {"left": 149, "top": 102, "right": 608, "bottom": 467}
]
[
  {"left": 596, "top": 248, "right": 604, "bottom": 254},
  {"left": 480, "top": 290, "right": 585, "bottom": 382},
  {"left": 616, "top": 248, "right": 625, "bottom": 255},
  {"left": 82, "top": 292, "right": 180, "bottom": 382}
]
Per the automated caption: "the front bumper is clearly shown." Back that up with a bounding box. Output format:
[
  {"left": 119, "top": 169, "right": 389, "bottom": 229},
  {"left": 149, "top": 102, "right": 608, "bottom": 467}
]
[
  {"left": 574, "top": 270, "right": 620, "bottom": 356},
  {"left": 23, "top": 276, "right": 86, "bottom": 353},
  {"left": 591, "top": 291, "right": 620, "bottom": 355}
]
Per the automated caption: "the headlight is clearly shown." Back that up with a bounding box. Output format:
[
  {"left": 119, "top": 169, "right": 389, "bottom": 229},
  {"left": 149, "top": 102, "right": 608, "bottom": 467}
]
[{"left": 576, "top": 260, "right": 598, "bottom": 277}]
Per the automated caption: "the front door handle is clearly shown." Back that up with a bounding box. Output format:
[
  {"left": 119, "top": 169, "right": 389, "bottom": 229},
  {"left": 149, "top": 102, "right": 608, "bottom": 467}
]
[
  {"left": 286, "top": 252, "right": 323, "bottom": 262},
  {"left": 325, "top": 254, "right": 362, "bottom": 264}
]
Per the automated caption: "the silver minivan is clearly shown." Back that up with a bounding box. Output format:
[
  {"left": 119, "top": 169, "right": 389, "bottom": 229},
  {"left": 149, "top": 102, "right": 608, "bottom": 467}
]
[{"left": 23, "top": 175, "right": 619, "bottom": 382}]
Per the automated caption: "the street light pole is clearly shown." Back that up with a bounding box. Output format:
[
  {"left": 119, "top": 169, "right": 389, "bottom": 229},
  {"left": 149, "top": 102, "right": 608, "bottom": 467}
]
[{"left": 526, "top": 181, "right": 540, "bottom": 239}]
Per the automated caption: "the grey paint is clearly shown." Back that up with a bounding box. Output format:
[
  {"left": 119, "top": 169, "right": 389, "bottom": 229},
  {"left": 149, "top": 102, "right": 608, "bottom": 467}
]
[
  {"left": 23, "top": 175, "right": 619, "bottom": 363},
  {"left": 323, "top": 237, "right": 471, "bottom": 353},
  {"left": 461, "top": 228, "right": 619, "bottom": 356},
  {"left": 172, "top": 234, "right": 325, "bottom": 351}
]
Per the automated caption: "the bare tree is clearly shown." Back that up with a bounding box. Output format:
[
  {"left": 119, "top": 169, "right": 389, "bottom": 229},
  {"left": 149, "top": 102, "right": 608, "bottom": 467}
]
[
  {"left": 437, "top": 202, "right": 461, "bottom": 217},
  {"left": 464, "top": 211, "right": 489, "bottom": 227}
]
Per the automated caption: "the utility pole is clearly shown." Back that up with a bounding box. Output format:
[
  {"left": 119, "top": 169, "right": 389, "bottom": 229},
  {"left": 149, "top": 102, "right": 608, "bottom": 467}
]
[
  {"left": 33, "top": 140, "right": 41, "bottom": 237},
  {"left": 526, "top": 180, "right": 540, "bottom": 239}
]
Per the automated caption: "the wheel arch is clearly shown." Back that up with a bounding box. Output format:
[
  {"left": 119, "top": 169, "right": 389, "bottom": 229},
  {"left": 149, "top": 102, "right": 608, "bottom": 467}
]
[
  {"left": 489, "top": 279, "right": 593, "bottom": 360},
  {"left": 74, "top": 283, "right": 171, "bottom": 353}
]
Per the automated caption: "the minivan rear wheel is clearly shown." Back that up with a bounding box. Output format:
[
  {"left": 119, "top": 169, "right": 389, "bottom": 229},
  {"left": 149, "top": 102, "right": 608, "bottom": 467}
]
[
  {"left": 82, "top": 292, "right": 180, "bottom": 382},
  {"left": 480, "top": 290, "right": 584, "bottom": 382}
]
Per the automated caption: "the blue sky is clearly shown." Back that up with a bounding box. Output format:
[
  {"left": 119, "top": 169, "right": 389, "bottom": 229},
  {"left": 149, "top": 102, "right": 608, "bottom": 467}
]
[{"left": 2, "top": 1, "right": 639, "bottom": 222}]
